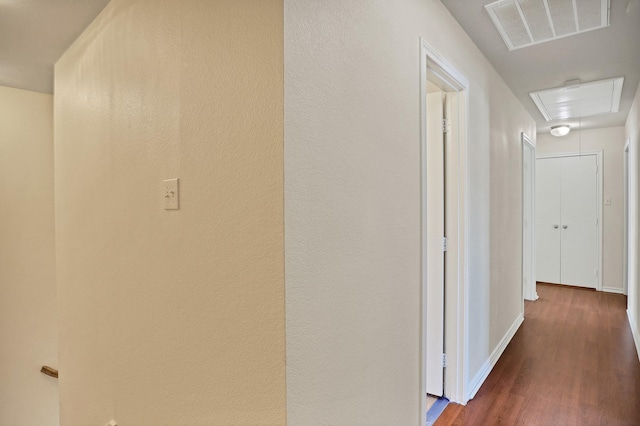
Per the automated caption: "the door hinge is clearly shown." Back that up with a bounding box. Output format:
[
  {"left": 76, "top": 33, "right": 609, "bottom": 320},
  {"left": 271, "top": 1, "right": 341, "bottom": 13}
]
[
  {"left": 442, "top": 118, "right": 450, "bottom": 134},
  {"left": 442, "top": 237, "right": 448, "bottom": 252},
  {"left": 442, "top": 353, "right": 448, "bottom": 368}
]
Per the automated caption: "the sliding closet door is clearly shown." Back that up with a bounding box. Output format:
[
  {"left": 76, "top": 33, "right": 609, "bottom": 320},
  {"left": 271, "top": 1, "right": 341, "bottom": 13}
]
[
  {"left": 535, "top": 158, "right": 562, "bottom": 284},
  {"left": 560, "top": 155, "right": 598, "bottom": 288}
]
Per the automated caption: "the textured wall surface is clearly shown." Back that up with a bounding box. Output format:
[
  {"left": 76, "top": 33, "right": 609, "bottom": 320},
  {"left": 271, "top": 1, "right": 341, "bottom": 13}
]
[
  {"left": 284, "top": 0, "right": 535, "bottom": 424},
  {"left": 537, "top": 127, "right": 627, "bottom": 293},
  {"left": 0, "top": 85, "right": 58, "bottom": 426},
  {"left": 54, "top": 0, "right": 285, "bottom": 424}
]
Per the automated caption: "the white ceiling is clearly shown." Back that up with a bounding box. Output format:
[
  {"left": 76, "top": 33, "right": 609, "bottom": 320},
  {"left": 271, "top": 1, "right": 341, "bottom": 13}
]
[
  {"left": 0, "top": 0, "right": 110, "bottom": 94},
  {"left": 441, "top": 0, "right": 640, "bottom": 133},
  {"left": 1, "top": 0, "right": 638, "bottom": 132}
]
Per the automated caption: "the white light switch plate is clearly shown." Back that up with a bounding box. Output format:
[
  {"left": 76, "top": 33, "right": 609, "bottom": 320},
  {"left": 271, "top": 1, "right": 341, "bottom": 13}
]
[{"left": 163, "top": 178, "right": 179, "bottom": 210}]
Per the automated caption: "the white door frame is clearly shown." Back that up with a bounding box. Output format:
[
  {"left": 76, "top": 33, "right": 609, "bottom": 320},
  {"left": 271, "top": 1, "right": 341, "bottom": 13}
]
[
  {"left": 624, "top": 139, "right": 630, "bottom": 295},
  {"left": 522, "top": 133, "right": 537, "bottom": 302},
  {"left": 537, "top": 151, "right": 604, "bottom": 291},
  {"left": 420, "top": 38, "right": 469, "bottom": 416}
]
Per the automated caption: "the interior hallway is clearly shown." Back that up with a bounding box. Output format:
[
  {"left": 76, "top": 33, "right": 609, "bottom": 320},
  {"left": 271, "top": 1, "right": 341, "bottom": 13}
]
[{"left": 436, "top": 283, "right": 640, "bottom": 425}]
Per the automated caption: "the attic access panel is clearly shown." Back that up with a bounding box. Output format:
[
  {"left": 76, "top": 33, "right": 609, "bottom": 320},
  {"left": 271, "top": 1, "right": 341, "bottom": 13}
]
[
  {"left": 485, "top": 0, "right": 609, "bottom": 50},
  {"left": 529, "top": 77, "right": 624, "bottom": 121}
]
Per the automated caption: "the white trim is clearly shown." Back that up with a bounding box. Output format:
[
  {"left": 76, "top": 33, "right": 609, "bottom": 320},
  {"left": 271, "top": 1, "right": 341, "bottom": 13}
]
[
  {"left": 421, "top": 42, "right": 469, "bottom": 89},
  {"left": 602, "top": 286, "right": 626, "bottom": 295},
  {"left": 466, "top": 358, "right": 491, "bottom": 402},
  {"left": 522, "top": 133, "right": 538, "bottom": 303},
  {"left": 466, "top": 313, "right": 524, "bottom": 400},
  {"left": 419, "top": 38, "right": 470, "bottom": 415},
  {"left": 572, "top": 0, "right": 580, "bottom": 31},
  {"left": 484, "top": 1, "right": 515, "bottom": 50},
  {"left": 611, "top": 77, "right": 624, "bottom": 113},
  {"left": 623, "top": 139, "right": 630, "bottom": 296},
  {"left": 529, "top": 92, "right": 553, "bottom": 121},
  {"left": 627, "top": 309, "right": 640, "bottom": 363},
  {"left": 419, "top": 41, "right": 428, "bottom": 423},
  {"left": 602, "top": 0, "right": 610, "bottom": 27},
  {"left": 542, "top": 0, "right": 557, "bottom": 38},
  {"left": 536, "top": 151, "right": 602, "bottom": 159},
  {"left": 513, "top": 1, "right": 534, "bottom": 45},
  {"left": 536, "top": 150, "right": 604, "bottom": 291}
]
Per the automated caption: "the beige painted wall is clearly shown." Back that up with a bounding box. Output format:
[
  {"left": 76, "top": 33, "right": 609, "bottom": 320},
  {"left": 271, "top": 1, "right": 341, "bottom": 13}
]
[
  {"left": 537, "top": 127, "right": 627, "bottom": 292},
  {"left": 54, "top": 0, "right": 285, "bottom": 424},
  {"left": 0, "top": 85, "right": 58, "bottom": 425},
  {"left": 626, "top": 81, "right": 640, "bottom": 355},
  {"left": 285, "top": 0, "right": 535, "bottom": 423}
]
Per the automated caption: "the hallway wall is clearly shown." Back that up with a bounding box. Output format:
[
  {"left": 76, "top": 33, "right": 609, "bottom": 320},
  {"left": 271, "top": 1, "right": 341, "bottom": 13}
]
[
  {"left": 284, "top": 0, "right": 535, "bottom": 424},
  {"left": 537, "top": 126, "right": 627, "bottom": 293},
  {"left": 0, "top": 85, "right": 58, "bottom": 426},
  {"left": 626, "top": 81, "right": 640, "bottom": 358},
  {"left": 54, "top": 0, "right": 285, "bottom": 424}
]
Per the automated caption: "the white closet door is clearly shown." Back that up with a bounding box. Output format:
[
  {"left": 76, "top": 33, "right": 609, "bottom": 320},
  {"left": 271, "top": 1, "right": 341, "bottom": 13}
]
[
  {"left": 560, "top": 155, "right": 598, "bottom": 288},
  {"left": 425, "top": 92, "right": 444, "bottom": 397},
  {"left": 535, "top": 158, "right": 562, "bottom": 284}
]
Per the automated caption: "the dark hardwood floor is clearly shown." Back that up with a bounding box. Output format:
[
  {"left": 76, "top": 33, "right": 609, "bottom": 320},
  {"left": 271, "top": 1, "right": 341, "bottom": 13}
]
[{"left": 436, "top": 283, "right": 640, "bottom": 426}]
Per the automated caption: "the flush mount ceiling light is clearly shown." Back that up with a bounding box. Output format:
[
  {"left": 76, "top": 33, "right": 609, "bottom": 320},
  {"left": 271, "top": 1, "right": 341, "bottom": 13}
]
[
  {"left": 530, "top": 76, "right": 624, "bottom": 121},
  {"left": 485, "top": 0, "right": 610, "bottom": 50},
  {"left": 550, "top": 124, "right": 571, "bottom": 137}
]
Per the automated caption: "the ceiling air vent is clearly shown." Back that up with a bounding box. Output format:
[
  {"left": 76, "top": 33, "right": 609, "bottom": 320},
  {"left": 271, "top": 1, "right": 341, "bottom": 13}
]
[
  {"left": 485, "top": 0, "right": 610, "bottom": 50},
  {"left": 529, "top": 77, "right": 624, "bottom": 121}
]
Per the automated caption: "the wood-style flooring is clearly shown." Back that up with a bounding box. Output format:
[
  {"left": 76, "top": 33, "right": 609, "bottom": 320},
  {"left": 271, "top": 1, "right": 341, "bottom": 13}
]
[{"left": 436, "top": 283, "right": 640, "bottom": 426}]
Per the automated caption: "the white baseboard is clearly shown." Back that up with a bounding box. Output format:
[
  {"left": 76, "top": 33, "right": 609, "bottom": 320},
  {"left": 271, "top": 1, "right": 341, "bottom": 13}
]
[
  {"left": 627, "top": 309, "right": 640, "bottom": 363},
  {"left": 466, "top": 313, "right": 524, "bottom": 400},
  {"left": 466, "top": 358, "right": 491, "bottom": 401},
  {"left": 603, "top": 286, "right": 626, "bottom": 295}
]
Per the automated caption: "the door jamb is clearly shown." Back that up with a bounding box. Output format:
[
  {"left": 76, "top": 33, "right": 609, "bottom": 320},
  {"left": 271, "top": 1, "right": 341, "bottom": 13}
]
[
  {"left": 536, "top": 151, "right": 603, "bottom": 291},
  {"left": 522, "top": 133, "right": 538, "bottom": 302},
  {"left": 624, "top": 139, "right": 630, "bottom": 295},
  {"left": 420, "top": 38, "right": 469, "bottom": 417}
]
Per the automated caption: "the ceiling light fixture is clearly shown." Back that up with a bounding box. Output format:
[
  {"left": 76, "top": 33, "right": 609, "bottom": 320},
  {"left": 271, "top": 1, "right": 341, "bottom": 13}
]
[{"left": 550, "top": 125, "right": 571, "bottom": 137}]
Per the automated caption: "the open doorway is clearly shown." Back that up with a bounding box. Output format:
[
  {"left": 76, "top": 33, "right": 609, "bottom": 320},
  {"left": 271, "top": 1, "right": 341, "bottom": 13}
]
[{"left": 420, "top": 39, "right": 469, "bottom": 420}]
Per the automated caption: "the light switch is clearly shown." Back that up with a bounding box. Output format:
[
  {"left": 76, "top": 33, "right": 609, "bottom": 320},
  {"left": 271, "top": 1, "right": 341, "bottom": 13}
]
[
  {"left": 605, "top": 196, "right": 611, "bottom": 206},
  {"left": 163, "top": 178, "right": 179, "bottom": 210}
]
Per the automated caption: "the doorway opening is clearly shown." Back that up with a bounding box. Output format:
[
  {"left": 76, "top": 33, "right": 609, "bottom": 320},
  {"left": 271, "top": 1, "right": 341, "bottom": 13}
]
[{"left": 420, "top": 39, "right": 469, "bottom": 421}]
